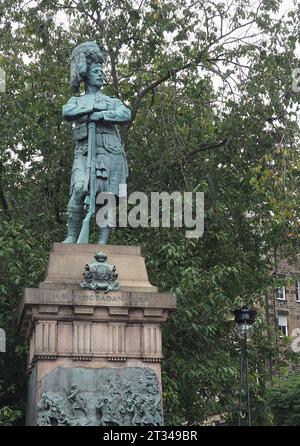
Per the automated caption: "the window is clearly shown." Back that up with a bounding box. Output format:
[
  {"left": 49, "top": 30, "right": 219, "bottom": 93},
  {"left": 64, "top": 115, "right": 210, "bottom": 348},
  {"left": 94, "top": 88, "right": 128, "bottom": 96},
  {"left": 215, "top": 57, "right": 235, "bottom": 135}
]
[
  {"left": 296, "top": 280, "right": 300, "bottom": 302},
  {"left": 278, "top": 315, "right": 288, "bottom": 336},
  {"left": 277, "top": 287, "right": 286, "bottom": 301}
]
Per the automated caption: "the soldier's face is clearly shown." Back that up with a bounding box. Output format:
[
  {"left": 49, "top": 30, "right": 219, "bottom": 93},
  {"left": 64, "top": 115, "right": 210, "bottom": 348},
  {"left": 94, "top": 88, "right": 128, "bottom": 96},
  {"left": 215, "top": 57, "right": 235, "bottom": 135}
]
[{"left": 87, "top": 65, "right": 104, "bottom": 88}]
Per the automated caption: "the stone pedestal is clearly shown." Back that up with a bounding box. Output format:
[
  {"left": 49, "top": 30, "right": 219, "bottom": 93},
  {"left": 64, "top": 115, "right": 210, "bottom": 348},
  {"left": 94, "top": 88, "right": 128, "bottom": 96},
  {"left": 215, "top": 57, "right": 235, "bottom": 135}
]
[{"left": 18, "top": 243, "right": 176, "bottom": 426}]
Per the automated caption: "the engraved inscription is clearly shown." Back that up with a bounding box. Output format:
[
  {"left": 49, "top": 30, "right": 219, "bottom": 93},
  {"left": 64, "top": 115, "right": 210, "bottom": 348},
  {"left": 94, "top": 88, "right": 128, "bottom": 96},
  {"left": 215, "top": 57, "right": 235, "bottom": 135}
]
[{"left": 53, "top": 293, "right": 149, "bottom": 305}]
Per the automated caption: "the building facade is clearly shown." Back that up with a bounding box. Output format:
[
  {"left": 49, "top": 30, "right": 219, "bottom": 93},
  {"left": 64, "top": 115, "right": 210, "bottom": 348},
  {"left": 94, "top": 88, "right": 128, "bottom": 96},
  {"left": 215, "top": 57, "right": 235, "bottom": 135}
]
[{"left": 265, "top": 259, "right": 300, "bottom": 343}]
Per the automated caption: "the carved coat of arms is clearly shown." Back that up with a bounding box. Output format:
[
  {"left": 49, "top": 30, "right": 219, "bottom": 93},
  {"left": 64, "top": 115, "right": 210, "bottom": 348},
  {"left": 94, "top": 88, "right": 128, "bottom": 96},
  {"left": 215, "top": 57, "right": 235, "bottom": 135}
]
[{"left": 80, "top": 252, "right": 120, "bottom": 293}]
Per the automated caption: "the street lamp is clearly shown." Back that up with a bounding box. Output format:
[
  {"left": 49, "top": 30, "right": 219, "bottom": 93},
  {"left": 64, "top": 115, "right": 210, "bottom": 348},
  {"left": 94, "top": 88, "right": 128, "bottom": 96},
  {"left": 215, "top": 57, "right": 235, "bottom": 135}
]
[{"left": 233, "top": 307, "right": 257, "bottom": 427}]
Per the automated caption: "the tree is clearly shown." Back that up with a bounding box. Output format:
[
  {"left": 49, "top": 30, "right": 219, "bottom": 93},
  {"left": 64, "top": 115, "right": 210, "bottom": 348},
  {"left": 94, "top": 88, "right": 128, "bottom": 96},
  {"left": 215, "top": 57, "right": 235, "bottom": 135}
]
[{"left": 269, "top": 373, "right": 300, "bottom": 426}]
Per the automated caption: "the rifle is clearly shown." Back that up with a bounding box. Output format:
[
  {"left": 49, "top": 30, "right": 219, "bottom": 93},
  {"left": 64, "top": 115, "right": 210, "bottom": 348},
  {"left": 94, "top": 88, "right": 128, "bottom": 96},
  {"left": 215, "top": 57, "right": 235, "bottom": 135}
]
[{"left": 77, "top": 121, "right": 96, "bottom": 244}]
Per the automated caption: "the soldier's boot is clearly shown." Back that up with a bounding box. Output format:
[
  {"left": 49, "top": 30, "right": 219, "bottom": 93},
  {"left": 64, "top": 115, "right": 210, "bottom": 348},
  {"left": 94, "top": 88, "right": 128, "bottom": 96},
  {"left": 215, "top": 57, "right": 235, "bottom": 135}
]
[
  {"left": 63, "top": 206, "right": 83, "bottom": 244},
  {"left": 98, "top": 226, "right": 111, "bottom": 245}
]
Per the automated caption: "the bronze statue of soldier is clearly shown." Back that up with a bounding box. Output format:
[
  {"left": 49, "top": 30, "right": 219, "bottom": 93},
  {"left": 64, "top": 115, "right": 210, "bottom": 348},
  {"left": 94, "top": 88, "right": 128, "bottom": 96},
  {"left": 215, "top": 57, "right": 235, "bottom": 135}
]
[{"left": 62, "top": 41, "right": 131, "bottom": 244}]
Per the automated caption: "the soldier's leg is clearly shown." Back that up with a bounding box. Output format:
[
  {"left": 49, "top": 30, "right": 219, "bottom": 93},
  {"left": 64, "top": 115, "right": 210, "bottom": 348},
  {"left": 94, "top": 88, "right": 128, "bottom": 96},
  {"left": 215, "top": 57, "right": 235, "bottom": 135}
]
[
  {"left": 97, "top": 195, "right": 116, "bottom": 245},
  {"left": 98, "top": 226, "right": 111, "bottom": 245},
  {"left": 63, "top": 181, "right": 84, "bottom": 243}
]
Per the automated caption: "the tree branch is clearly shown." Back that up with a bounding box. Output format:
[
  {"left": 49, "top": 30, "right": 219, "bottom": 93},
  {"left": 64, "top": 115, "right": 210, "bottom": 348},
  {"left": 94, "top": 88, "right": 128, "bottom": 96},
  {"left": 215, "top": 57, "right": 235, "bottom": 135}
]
[
  {"left": 170, "top": 139, "right": 228, "bottom": 167},
  {"left": 0, "top": 186, "right": 10, "bottom": 216},
  {"left": 129, "top": 51, "right": 207, "bottom": 126},
  {"left": 107, "top": 47, "right": 119, "bottom": 97}
]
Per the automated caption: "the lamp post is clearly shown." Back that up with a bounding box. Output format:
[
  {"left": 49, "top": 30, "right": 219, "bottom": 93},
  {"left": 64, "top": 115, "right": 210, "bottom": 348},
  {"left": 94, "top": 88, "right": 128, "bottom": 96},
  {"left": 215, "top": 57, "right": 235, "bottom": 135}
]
[{"left": 233, "top": 307, "right": 257, "bottom": 426}]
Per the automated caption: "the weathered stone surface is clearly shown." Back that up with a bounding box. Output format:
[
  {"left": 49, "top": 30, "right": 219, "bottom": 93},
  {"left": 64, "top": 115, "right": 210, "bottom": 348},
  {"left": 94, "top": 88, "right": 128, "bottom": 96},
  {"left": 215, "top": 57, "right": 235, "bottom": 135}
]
[
  {"left": 22, "top": 317, "right": 165, "bottom": 363},
  {"left": 18, "top": 243, "right": 176, "bottom": 426},
  {"left": 41, "top": 243, "right": 157, "bottom": 292},
  {"left": 26, "top": 365, "right": 37, "bottom": 426}
]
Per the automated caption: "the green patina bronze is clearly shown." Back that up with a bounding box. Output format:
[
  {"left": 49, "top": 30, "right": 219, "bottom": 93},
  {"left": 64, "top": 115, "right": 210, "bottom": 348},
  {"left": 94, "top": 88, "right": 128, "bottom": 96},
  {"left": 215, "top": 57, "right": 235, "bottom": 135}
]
[
  {"left": 37, "top": 367, "right": 163, "bottom": 426},
  {"left": 62, "top": 41, "right": 131, "bottom": 245},
  {"left": 80, "top": 251, "right": 120, "bottom": 293}
]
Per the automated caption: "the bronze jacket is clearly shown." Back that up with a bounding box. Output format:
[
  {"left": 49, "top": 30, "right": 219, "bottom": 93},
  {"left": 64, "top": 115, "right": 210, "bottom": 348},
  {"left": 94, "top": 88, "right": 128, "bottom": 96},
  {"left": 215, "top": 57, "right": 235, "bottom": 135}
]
[{"left": 62, "top": 92, "right": 131, "bottom": 154}]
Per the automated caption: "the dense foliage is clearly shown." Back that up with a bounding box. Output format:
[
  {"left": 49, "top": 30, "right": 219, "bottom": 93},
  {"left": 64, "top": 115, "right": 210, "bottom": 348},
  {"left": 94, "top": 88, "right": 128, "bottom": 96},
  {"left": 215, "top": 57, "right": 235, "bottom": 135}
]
[
  {"left": 269, "top": 373, "right": 300, "bottom": 425},
  {"left": 0, "top": 0, "right": 299, "bottom": 425}
]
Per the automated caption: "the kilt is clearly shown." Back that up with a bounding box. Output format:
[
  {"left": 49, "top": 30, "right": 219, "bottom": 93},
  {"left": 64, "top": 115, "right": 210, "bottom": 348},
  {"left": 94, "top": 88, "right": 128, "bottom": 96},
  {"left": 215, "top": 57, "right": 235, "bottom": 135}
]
[{"left": 70, "top": 146, "right": 128, "bottom": 198}]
